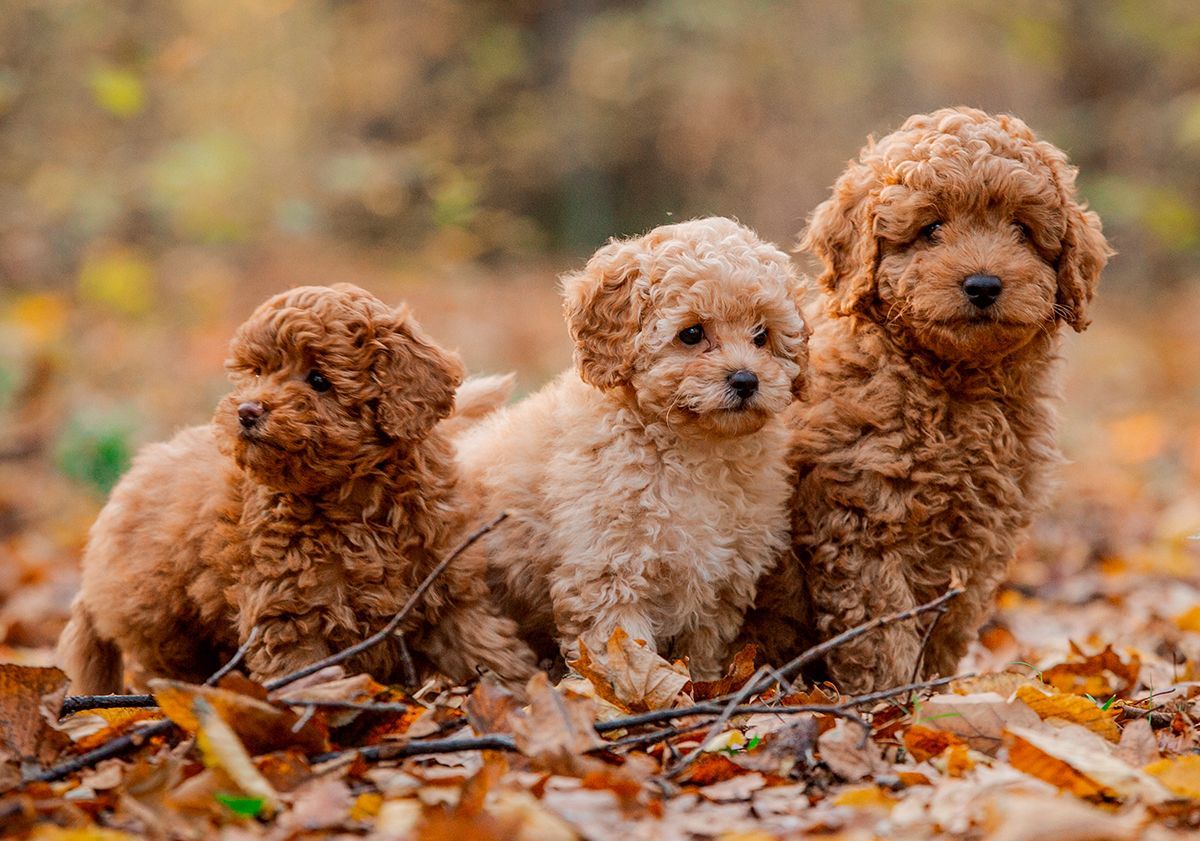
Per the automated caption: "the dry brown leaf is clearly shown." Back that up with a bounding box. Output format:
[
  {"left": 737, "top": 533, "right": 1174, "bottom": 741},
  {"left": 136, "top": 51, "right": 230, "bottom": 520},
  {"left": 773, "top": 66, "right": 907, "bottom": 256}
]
[
  {"left": 1144, "top": 754, "right": 1200, "bottom": 800},
  {"left": 679, "top": 753, "right": 754, "bottom": 787},
  {"left": 1115, "top": 718, "right": 1159, "bottom": 767},
  {"left": 690, "top": 645, "right": 757, "bottom": 701},
  {"left": 817, "top": 720, "right": 887, "bottom": 782},
  {"left": 1014, "top": 684, "right": 1120, "bottom": 741},
  {"left": 568, "top": 628, "right": 689, "bottom": 713},
  {"left": 1004, "top": 724, "right": 1170, "bottom": 803},
  {"left": 465, "top": 680, "right": 521, "bottom": 736},
  {"left": 151, "top": 678, "right": 327, "bottom": 755},
  {"left": 917, "top": 692, "right": 1041, "bottom": 754},
  {"left": 0, "top": 664, "right": 70, "bottom": 768},
  {"left": 277, "top": 777, "right": 354, "bottom": 833},
  {"left": 511, "top": 673, "right": 603, "bottom": 775},
  {"left": 1041, "top": 644, "right": 1140, "bottom": 698},
  {"left": 903, "top": 724, "right": 965, "bottom": 762}
]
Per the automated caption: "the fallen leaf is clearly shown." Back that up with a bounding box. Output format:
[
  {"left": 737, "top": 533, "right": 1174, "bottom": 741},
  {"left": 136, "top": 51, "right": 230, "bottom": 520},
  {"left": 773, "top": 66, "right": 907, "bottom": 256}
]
[
  {"left": 152, "top": 679, "right": 327, "bottom": 755},
  {"left": 1004, "top": 724, "right": 1170, "bottom": 802},
  {"left": 903, "top": 725, "right": 965, "bottom": 762},
  {"left": 192, "top": 696, "right": 279, "bottom": 817},
  {"left": 511, "top": 673, "right": 603, "bottom": 775},
  {"left": 833, "top": 784, "right": 898, "bottom": 810},
  {"left": 691, "top": 645, "right": 757, "bottom": 701},
  {"left": 1144, "top": 754, "right": 1200, "bottom": 800},
  {"left": 1115, "top": 718, "right": 1159, "bottom": 767},
  {"left": 568, "top": 628, "right": 690, "bottom": 713},
  {"left": 1041, "top": 644, "right": 1140, "bottom": 698},
  {"left": 818, "top": 720, "right": 887, "bottom": 782},
  {"left": 918, "top": 692, "right": 1041, "bottom": 754},
  {"left": 1014, "top": 684, "right": 1120, "bottom": 741},
  {"left": 0, "top": 664, "right": 70, "bottom": 767}
]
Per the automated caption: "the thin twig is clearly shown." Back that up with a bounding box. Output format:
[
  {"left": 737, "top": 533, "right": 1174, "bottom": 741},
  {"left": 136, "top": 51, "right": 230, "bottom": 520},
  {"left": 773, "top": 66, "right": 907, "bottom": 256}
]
[
  {"left": 666, "top": 664, "right": 774, "bottom": 777},
  {"left": 740, "top": 587, "right": 964, "bottom": 701},
  {"left": 35, "top": 624, "right": 278, "bottom": 783},
  {"left": 397, "top": 632, "right": 418, "bottom": 689},
  {"left": 24, "top": 720, "right": 176, "bottom": 784},
  {"left": 60, "top": 694, "right": 157, "bottom": 716},
  {"left": 265, "top": 512, "right": 509, "bottom": 692},
  {"left": 909, "top": 602, "right": 952, "bottom": 685},
  {"left": 207, "top": 625, "right": 261, "bottom": 686},
  {"left": 310, "top": 733, "right": 517, "bottom": 765}
]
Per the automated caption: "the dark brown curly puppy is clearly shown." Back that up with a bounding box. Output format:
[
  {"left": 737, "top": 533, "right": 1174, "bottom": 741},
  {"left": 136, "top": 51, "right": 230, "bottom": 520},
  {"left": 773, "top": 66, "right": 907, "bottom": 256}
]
[
  {"left": 742, "top": 107, "right": 1112, "bottom": 692},
  {"left": 58, "top": 284, "right": 536, "bottom": 693}
]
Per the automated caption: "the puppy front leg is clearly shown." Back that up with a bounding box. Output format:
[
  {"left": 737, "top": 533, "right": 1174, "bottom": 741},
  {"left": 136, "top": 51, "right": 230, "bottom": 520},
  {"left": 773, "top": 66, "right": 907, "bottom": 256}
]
[
  {"left": 674, "top": 596, "right": 747, "bottom": 681},
  {"left": 808, "top": 545, "right": 923, "bottom": 694},
  {"left": 243, "top": 612, "right": 332, "bottom": 683},
  {"left": 551, "top": 576, "right": 656, "bottom": 664}
]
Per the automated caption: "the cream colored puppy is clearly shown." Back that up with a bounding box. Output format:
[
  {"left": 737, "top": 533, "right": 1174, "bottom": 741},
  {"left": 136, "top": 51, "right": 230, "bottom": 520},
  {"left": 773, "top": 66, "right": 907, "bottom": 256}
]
[{"left": 456, "top": 217, "right": 809, "bottom": 679}]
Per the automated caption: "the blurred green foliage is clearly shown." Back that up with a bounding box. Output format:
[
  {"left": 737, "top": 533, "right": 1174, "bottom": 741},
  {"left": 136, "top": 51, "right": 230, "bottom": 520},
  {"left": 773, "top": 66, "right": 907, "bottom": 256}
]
[{"left": 54, "top": 410, "right": 135, "bottom": 495}]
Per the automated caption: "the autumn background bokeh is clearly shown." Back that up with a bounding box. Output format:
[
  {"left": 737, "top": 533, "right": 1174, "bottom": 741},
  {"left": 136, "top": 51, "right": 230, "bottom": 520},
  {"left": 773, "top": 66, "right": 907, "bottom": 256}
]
[{"left": 0, "top": 1, "right": 1198, "bottom": 653}]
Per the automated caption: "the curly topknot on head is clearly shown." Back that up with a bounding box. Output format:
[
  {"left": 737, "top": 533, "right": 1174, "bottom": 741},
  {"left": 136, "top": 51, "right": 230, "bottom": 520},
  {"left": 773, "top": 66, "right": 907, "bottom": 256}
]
[
  {"left": 562, "top": 217, "right": 809, "bottom": 437},
  {"left": 215, "top": 283, "right": 463, "bottom": 492},
  {"left": 803, "top": 106, "right": 1111, "bottom": 358}
]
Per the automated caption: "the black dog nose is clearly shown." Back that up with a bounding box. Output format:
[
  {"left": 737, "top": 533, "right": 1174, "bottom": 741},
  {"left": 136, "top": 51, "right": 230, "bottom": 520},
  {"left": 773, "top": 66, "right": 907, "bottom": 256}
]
[
  {"left": 963, "top": 274, "right": 1002, "bottom": 309},
  {"left": 727, "top": 369, "right": 759, "bottom": 400},
  {"left": 238, "top": 401, "right": 265, "bottom": 428}
]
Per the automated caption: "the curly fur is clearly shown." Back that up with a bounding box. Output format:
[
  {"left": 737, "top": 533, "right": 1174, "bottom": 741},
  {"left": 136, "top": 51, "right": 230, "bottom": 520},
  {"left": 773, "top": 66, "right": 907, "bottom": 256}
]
[
  {"left": 740, "top": 108, "right": 1112, "bottom": 692},
  {"left": 58, "top": 284, "right": 536, "bottom": 693},
  {"left": 455, "top": 218, "right": 810, "bottom": 680}
]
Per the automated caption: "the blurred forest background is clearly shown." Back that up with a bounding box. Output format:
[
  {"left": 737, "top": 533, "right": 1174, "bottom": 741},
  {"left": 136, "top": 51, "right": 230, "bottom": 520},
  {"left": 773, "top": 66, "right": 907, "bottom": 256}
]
[{"left": 0, "top": 1, "right": 1197, "bottom": 656}]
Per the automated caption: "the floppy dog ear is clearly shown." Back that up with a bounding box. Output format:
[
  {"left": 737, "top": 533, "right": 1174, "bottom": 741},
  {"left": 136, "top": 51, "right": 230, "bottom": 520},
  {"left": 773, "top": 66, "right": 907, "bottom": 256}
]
[
  {"left": 1033, "top": 142, "right": 1113, "bottom": 333},
  {"left": 1055, "top": 199, "right": 1111, "bottom": 333},
  {"left": 801, "top": 163, "right": 880, "bottom": 318},
  {"left": 561, "top": 237, "right": 646, "bottom": 390},
  {"left": 374, "top": 306, "right": 465, "bottom": 440}
]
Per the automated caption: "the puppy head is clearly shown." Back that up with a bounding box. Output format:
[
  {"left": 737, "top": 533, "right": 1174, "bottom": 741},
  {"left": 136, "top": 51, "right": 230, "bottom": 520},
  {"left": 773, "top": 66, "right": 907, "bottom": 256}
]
[
  {"left": 562, "top": 217, "right": 809, "bottom": 438},
  {"left": 215, "top": 284, "right": 464, "bottom": 493},
  {"left": 803, "top": 106, "right": 1112, "bottom": 363}
]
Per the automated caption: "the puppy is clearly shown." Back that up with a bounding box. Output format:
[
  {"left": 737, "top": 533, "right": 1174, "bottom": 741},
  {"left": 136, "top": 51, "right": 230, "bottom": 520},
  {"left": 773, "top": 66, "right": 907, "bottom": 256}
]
[
  {"left": 59, "top": 284, "right": 536, "bottom": 693},
  {"left": 741, "top": 107, "right": 1111, "bottom": 692},
  {"left": 455, "top": 218, "right": 809, "bottom": 680}
]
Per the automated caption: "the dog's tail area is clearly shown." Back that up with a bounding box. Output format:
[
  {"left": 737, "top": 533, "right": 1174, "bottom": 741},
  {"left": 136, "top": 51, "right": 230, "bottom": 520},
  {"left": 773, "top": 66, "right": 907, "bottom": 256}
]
[
  {"left": 57, "top": 598, "right": 123, "bottom": 695},
  {"left": 442, "top": 373, "right": 516, "bottom": 437}
]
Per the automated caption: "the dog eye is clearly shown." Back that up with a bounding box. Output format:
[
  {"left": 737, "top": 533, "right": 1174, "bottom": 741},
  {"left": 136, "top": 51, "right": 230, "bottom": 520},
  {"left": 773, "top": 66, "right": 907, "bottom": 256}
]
[
  {"left": 752, "top": 327, "right": 769, "bottom": 347},
  {"left": 920, "top": 221, "right": 943, "bottom": 241},
  {"left": 1013, "top": 220, "right": 1032, "bottom": 242},
  {"left": 306, "top": 370, "right": 332, "bottom": 392},
  {"left": 678, "top": 324, "right": 705, "bottom": 345}
]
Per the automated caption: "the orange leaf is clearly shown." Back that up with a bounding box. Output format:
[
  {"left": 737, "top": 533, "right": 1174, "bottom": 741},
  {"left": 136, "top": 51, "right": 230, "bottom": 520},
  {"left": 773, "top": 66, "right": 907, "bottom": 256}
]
[{"left": 903, "top": 724, "right": 964, "bottom": 762}]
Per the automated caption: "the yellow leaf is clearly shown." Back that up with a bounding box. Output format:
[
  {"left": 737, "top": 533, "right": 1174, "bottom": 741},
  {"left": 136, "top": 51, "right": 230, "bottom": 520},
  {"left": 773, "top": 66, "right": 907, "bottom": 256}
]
[
  {"left": 832, "top": 785, "right": 898, "bottom": 810},
  {"left": 1015, "top": 685, "right": 1120, "bottom": 741},
  {"left": 1145, "top": 754, "right": 1200, "bottom": 800},
  {"left": 89, "top": 67, "right": 144, "bottom": 117},
  {"left": 350, "top": 791, "right": 383, "bottom": 821},
  {"left": 30, "top": 828, "right": 141, "bottom": 841},
  {"left": 1175, "top": 605, "right": 1200, "bottom": 633},
  {"left": 193, "top": 697, "right": 279, "bottom": 816}
]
